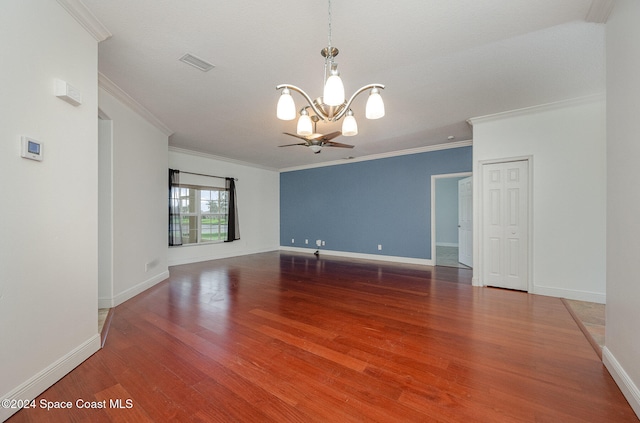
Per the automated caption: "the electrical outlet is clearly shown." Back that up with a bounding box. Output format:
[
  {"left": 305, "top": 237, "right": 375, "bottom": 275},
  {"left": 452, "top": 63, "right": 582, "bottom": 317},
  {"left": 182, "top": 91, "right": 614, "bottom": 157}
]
[
  {"left": 305, "top": 239, "right": 308, "bottom": 244},
  {"left": 322, "top": 241, "right": 325, "bottom": 246},
  {"left": 378, "top": 244, "right": 382, "bottom": 251},
  {"left": 291, "top": 238, "right": 295, "bottom": 244},
  {"left": 316, "top": 239, "right": 322, "bottom": 247}
]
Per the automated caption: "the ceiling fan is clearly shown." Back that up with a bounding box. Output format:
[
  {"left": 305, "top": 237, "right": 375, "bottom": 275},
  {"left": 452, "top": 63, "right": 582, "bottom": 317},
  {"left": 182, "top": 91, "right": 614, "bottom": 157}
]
[{"left": 279, "top": 131, "right": 354, "bottom": 154}]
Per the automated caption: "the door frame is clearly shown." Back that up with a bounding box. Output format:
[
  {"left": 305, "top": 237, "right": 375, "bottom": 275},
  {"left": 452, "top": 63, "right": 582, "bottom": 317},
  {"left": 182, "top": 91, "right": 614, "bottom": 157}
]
[
  {"left": 458, "top": 176, "right": 473, "bottom": 267},
  {"left": 431, "top": 172, "right": 472, "bottom": 267},
  {"left": 98, "top": 109, "right": 115, "bottom": 308},
  {"left": 475, "top": 155, "right": 533, "bottom": 291}
]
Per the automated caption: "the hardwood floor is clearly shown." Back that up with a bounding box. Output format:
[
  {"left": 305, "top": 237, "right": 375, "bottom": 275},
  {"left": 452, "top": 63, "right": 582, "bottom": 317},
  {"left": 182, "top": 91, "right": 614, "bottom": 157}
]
[{"left": 8, "top": 252, "right": 637, "bottom": 422}]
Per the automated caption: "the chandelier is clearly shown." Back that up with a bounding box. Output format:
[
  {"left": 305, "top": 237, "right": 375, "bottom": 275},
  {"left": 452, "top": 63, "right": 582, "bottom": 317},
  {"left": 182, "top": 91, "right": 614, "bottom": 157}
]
[{"left": 276, "top": 0, "right": 385, "bottom": 137}]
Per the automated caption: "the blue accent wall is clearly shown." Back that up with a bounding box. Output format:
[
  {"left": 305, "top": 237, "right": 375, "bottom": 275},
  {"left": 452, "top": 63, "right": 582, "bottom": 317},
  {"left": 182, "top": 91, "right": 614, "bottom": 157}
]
[{"left": 280, "top": 146, "right": 472, "bottom": 259}]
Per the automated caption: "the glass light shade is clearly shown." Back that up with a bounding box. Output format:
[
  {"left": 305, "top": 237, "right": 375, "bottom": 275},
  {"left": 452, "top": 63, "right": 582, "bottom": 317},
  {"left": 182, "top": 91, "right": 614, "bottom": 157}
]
[
  {"left": 310, "top": 145, "right": 322, "bottom": 153},
  {"left": 297, "top": 112, "right": 313, "bottom": 136},
  {"left": 323, "top": 71, "right": 345, "bottom": 106},
  {"left": 276, "top": 88, "right": 296, "bottom": 120},
  {"left": 341, "top": 111, "right": 358, "bottom": 136},
  {"left": 365, "top": 88, "right": 385, "bottom": 119}
]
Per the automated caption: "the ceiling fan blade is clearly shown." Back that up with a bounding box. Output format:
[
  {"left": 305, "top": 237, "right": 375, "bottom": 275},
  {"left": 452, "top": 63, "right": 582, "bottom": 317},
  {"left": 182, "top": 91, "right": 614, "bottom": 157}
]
[
  {"left": 324, "top": 141, "right": 354, "bottom": 148},
  {"left": 278, "top": 142, "right": 308, "bottom": 147},
  {"left": 320, "top": 131, "right": 342, "bottom": 142},
  {"left": 283, "top": 132, "right": 309, "bottom": 141}
]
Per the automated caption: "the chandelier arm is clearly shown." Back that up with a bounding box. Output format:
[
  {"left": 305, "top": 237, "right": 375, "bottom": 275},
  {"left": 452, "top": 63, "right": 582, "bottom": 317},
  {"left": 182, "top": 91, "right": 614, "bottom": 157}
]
[
  {"left": 333, "top": 84, "right": 386, "bottom": 121},
  {"left": 276, "top": 84, "right": 327, "bottom": 121}
]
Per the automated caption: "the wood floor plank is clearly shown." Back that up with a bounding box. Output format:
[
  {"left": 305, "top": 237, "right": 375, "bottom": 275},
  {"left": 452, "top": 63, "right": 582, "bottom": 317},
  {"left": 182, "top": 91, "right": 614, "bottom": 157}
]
[
  {"left": 7, "top": 251, "right": 638, "bottom": 422},
  {"left": 93, "top": 383, "right": 155, "bottom": 423}
]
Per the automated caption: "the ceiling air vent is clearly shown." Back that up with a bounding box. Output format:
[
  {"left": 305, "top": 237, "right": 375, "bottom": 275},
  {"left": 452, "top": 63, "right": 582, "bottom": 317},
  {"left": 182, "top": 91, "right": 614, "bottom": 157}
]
[{"left": 179, "top": 53, "right": 215, "bottom": 72}]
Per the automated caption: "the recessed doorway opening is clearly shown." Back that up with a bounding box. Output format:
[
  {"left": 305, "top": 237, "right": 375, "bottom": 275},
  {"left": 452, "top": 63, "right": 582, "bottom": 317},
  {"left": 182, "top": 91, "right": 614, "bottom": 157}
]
[{"left": 431, "top": 172, "right": 472, "bottom": 269}]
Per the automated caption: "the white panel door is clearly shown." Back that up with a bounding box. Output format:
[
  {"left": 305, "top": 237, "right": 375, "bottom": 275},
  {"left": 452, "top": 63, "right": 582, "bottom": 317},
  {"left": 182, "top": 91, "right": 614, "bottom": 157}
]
[
  {"left": 458, "top": 177, "right": 473, "bottom": 267},
  {"left": 482, "top": 161, "right": 528, "bottom": 291}
]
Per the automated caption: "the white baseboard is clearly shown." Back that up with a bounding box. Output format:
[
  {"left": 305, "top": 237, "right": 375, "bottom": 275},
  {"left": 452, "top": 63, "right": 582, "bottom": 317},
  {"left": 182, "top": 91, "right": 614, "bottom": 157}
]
[
  {"left": 111, "top": 270, "right": 170, "bottom": 307},
  {"left": 279, "top": 246, "right": 434, "bottom": 266},
  {"left": 98, "top": 296, "right": 115, "bottom": 309},
  {"left": 98, "top": 270, "right": 170, "bottom": 308},
  {"left": 603, "top": 347, "right": 640, "bottom": 419},
  {"left": 168, "top": 246, "right": 279, "bottom": 267},
  {"left": 0, "top": 334, "right": 101, "bottom": 421},
  {"left": 532, "top": 284, "right": 606, "bottom": 304}
]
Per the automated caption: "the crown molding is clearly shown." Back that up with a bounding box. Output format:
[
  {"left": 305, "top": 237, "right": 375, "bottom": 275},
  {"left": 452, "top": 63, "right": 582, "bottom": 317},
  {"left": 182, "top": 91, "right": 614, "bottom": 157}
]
[
  {"left": 467, "top": 94, "right": 605, "bottom": 126},
  {"left": 585, "top": 0, "right": 615, "bottom": 23},
  {"left": 168, "top": 147, "right": 279, "bottom": 172},
  {"left": 98, "top": 72, "right": 173, "bottom": 136},
  {"left": 56, "top": 0, "right": 112, "bottom": 41},
  {"left": 278, "top": 140, "right": 473, "bottom": 173}
]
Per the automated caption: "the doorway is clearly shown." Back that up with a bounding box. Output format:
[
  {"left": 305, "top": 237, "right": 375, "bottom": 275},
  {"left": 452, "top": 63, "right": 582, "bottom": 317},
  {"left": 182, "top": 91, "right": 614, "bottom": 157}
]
[
  {"left": 98, "top": 111, "right": 114, "bottom": 338},
  {"left": 431, "top": 172, "right": 472, "bottom": 268}
]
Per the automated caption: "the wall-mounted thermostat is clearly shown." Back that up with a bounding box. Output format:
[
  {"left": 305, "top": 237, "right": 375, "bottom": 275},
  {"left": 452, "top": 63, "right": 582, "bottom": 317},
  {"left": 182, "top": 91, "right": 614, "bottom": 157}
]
[
  {"left": 55, "top": 79, "right": 82, "bottom": 106},
  {"left": 21, "top": 136, "right": 44, "bottom": 161}
]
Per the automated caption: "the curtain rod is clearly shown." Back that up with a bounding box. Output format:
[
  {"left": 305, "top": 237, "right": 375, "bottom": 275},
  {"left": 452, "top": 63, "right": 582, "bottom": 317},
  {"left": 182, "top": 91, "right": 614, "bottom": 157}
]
[{"left": 179, "top": 170, "right": 238, "bottom": 181}]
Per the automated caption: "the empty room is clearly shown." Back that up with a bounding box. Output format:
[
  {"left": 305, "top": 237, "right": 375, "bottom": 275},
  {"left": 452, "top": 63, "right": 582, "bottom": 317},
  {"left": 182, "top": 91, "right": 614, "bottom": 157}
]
[{"left": 1, "top": 0, "right": 639, "bottom": 421}]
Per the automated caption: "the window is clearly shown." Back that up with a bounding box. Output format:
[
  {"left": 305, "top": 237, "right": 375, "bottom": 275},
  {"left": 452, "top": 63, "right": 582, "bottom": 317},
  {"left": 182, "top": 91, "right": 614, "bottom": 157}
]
[
  {"left": 178, "top": 186, "right": 228, "bottom": 244},
  {"left": 169, "top": 169, "right": 239, "bottom": 247}
]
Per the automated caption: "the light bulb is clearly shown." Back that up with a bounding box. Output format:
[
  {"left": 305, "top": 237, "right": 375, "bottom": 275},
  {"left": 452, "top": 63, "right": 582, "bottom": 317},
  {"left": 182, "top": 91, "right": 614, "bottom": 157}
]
[
  {"left": 365, "top": 87, "right": 385, "bottom": 119},
  {"left": 341, "top": 110, "right": 358, "bottom": 136},
  {"left": 276, "top": 88, "right": 296, "bottom": 120},
  {"left": 297, "top": 110, "right": 313, "bottom": 136},
  {"left": 323, "top": 66, "right": 345, "bottom": 106}
]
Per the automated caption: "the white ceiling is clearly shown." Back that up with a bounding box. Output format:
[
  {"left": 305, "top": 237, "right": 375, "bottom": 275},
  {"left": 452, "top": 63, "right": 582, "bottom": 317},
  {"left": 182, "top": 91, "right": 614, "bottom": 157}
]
[{"left": 83, "top": 0, "right": 606, "bottom": 170}]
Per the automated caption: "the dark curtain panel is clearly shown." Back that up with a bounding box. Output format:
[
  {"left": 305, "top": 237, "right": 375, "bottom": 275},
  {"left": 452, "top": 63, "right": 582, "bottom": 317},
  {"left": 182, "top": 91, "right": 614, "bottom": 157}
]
[
  {"left": 225, "top": 177, "right": 240, "bottom": 242},
  {"left": 168, "top": 169, "right": 182, "bottom": 246}
]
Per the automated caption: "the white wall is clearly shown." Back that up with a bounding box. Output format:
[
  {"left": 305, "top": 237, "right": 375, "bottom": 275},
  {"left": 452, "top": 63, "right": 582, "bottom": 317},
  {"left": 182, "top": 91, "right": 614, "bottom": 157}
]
[
  {"left": 604, "top": 0, "right": 640, "bottom": 417},
  {"left": 470, "top": 96, "right": 606, "bottom": 303},
  {"left": 168, "top": 149, "right": 280, "bottom": 266},
  {"left": 98, "top": 88, "right": 169, "bottom": 307},
  {"left": 0, "top": 1, "right": 100, "bottom": 419}
]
